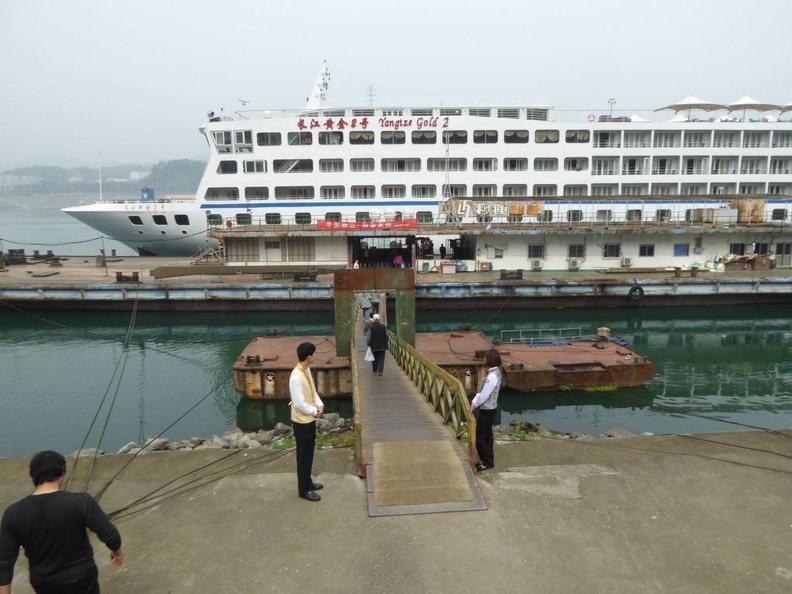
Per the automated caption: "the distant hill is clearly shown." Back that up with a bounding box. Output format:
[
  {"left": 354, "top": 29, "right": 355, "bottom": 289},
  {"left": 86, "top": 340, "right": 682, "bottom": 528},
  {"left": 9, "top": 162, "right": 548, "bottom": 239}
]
[{"left": 0, "top": 160, "right": 206, "bottom": 196}]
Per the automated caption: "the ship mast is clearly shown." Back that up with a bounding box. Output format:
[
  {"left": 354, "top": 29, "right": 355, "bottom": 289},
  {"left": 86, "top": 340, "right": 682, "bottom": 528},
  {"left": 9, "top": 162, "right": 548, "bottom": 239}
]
[{"left": 303, "top": 60, "right": 331, "bottom": 111}]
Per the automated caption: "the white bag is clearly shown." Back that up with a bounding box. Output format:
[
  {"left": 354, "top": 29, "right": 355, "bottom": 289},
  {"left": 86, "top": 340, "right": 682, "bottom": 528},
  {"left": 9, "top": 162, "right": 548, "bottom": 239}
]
[{"left": 364, "top": 347, "right": 375, "bottom": 362}]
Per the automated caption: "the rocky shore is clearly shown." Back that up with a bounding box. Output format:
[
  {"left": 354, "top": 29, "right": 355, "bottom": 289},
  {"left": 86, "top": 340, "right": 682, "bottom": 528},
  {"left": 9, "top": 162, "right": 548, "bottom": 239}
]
[{"left": 74, "top": 418, "right": 644, "bottom": 458}]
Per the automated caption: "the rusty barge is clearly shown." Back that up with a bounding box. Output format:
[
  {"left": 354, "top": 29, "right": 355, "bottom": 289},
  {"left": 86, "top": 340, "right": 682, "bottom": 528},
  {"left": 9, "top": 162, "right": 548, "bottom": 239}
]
[{"left": 232, "top": 329, "right": 655, "bottom": 400}]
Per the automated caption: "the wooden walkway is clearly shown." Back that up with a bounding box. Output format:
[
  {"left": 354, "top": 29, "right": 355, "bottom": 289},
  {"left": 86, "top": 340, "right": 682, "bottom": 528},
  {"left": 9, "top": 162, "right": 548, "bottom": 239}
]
[{"left": 354, "top": 333, "right": 486, "bottom": 516}]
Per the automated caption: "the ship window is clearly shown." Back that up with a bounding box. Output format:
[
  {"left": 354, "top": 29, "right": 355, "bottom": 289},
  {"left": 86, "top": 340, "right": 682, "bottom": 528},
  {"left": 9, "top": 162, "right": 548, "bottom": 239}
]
[
  {"left": 535, "top": 130, "right": 559, "bottom": 143},
  {"left": 234, "top": 130, "right": 253, "bottom": 153},
  {"left": 538, "top": 210, "right": 553, "bottom": 222},
  {"left": 152, "top": 215, "right": 167, "bottom": 226},
  {"left": 325, "top": 212, "right": 342, "bottom": 221},
  {"left": 321, "top": 186, "right": 345, "bottom": 199},
  {"left": 472, "top": 184, "right": 496, "bottom": 197},
  {"left": 205, "top": 188, "right": 239, "bottom": 201},
  {"left": 503, "top": 158, "right": 528, "bottom": 171},
  {"left": 382, "top": 158, "right": 421, "bottom": 172},
  {"left": 212, "top": 131, "right": 232, "bottom": 153},
  {"left": 503, "top": 184, "right": 527, "bottom": 197},
  {"left": 443, "top": 184, "right": 467, "bottom": 198},
  {"left": 596, "top": 210, "right": 613, "bottom": 223},
  {"left": 566, "top": 130, "right": 590, "bottom": 143},
  {"left": 381, "top": 131, "right": 406, "bottom": 144},
  {"left": 319, "top": 159, "right": 344, "bottom": 172},
  {"left": 534, "top": 158, "right": 558, "bottom": 171},
  {"left": 563, "top": 185, "right": 587, "bottom": 196},
  {"left": 236, "top": 213, "right": 252, "bottom": 225},
  {"left": 411, "top": 130, "right": 437, "bottom": 144},
  {"left": 350, "top": 159, "right": 374, "bottom": 172},
  {"left": 257, "top": 132, "right": 281, "bottom": 146},
  {"left": 287, "top": 132, "right": 313, "bottom": 145},
  {"left": 473, "top": 158, "right": 497, "bottom": 172},
  {"left": 567, "top": 210, "right": 583, "bottom": 222},
  {"left": 174, "top": 215, "right": 189, "bottom": 225},
  {"left": 295, "top": 212, "right": 312, "bottom": 225},
  {"left": 351, "top": 186, "right": 375, "bottom": 199},
  {"left": 564, "top": 158, "right": 588, "bottom": 171},
  {"left": 417, "top": 211, "right": 434, "bottom": 224},
  {"left": 469, "top": 108, "right": 491, "bottom": 117},
  {"left": 273, "top": 159, "right": 313, "bottom": 173},
  {"left": 265, "top": 213, "right": 282, "bottom": 225},
  {"left": 568, "top": 244, "right": 585, "bottom": 258},
  {"left": 504, "top": 130, "right": 529, "bottom": 143},
  {"left": 319, "top": 131, "right": 343, "bottom": 145},
  {"left": 497, "top": 108, "right": 520, "bottom": 119},
  {"left": 382, "top": 185, "right": 406, "bottom": 198},
  {"left": 411, "top": 108, "right": 433, "bottom": 117},
  {"left": 442, "top": 130, "right": 468, "bottom": 144},
  {"left": 473, "top": 130, "right": 498, "bottom": 144},
  {"left": 674, "top": 243, "right": 690, "bottom": 257},
  {"left": 427, "top": 158, "right": 465, "bottom": 172},
  {"left": 603, "top": 243, "right": 621, "bottom": 258},
  {"left": 656, "top": 209, "right": 671, "bottom": 222},
  {"left": 206, "top": 213, "right": 222, "bottom": 225},
  {"left": 274, "top": 186, "right": 314, "bottom": 199},
  {"left": 128, "top": 216, "right": 143, "bottom": 225},
  {"left": 349, "top": 131, "right": 375, "bottom": 145},
  {"left": 218, "top": 160, "right": 238, "bottom": 174},
  {"left": 245, "top": 187, "right": 269, "bottom": 200},
  {"left": 412, "top": 185, "right": 436, "bottom": 198},
  {"left": 639, "top": 244, "right": 655, "bottom": 257},
  {"left": 533, "top": 185, "right": 557, "bottom": 196},
  {"left": 627, "top": 209, "right": 642, "bottom": 222},
  {"left": 243, "top": 160, "right": 266, "bottom": 173},
  {"left": 356, "top": 212, "right": 371, "bottom": 222}
]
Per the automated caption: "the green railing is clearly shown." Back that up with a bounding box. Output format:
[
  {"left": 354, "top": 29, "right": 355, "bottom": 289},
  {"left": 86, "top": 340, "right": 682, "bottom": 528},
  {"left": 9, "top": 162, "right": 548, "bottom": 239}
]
[{"left": 387, "top": 330, "right": 477, "bottom": 462}]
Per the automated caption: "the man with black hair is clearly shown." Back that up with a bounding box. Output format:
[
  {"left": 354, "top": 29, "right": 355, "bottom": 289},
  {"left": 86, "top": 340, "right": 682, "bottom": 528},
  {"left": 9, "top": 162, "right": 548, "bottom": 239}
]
[
  {"left": 0, "top": 450, "right": 123, "bottom": 593},
  {"left": 289, "top": 342, "right": 325, "bottom": 502}
]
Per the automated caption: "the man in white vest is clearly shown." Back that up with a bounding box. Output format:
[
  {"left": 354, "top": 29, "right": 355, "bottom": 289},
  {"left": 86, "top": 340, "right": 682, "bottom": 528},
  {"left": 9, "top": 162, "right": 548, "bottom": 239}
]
[{"left": 289, "top": 342, "right": 325, "bottom": 502}]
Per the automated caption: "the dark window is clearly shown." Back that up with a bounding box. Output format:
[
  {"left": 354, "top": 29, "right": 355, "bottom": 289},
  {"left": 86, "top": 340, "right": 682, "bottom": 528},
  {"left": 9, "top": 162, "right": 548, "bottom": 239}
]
[
  {"left": 319, "top": 131, "right": 343, "bottom": 145},
  {"left": 568, "top": 244, "right": 585, "bottom": 258},
  {"left": 639, "top": 244, "right": 655, "bottom": 256},
  {"left": 411, "top": 130, "right": 437, "bottom": 144},
  {"left": 603, "top": 243, "right": 621, "bottom": 258},
  {"left": 674, "top": 244, "right": 691, "bottom": 257},
  {"left": 265, "top": 213, "right": 282, "bottom": 225},
  {"left": 257, "top": 132, "right": 281, "bottom": 146},
  {"left": 380, "top": 131, "right": 406, "bottom": 144},
  {"left": 295, "top": 212, "right": 312, "bottom": 225},
  {"left": 128, "top": 216, "right": 143, "bottom": 225},
  {"left": 153, "top": 215, "right": 167, "bottom": 225},
  {"left": 219, "top": 160, "right": 238, "bottom": 174},
  {"left": 206, "top": 214, "right": 223, "bottom": 225},
  {"left": 473, "top": 130, "right": 498, "bottom": 144},
  {"left": 349, "top": 131, "right": 375, "bottom": 145},
  {"left": 236, "top": 213, "right": 252, "bottom": 225},
  {"left": 567, "top": 210, "right": 583, "bottom": 222},
  {"left": 287, "top": 132, "right": 313, "bottom": 145},
  {"left": 174, "top": 214, "right": 190, "bottom": 225},
  {"left": 325, "top": 212, "right": 342, "bottom": 221}
]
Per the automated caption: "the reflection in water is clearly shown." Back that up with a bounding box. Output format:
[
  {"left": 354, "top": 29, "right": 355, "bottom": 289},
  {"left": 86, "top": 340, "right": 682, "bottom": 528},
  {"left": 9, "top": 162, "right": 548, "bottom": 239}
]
[{"left": 1, "top": 305, "right": 791, "bottom": 457}]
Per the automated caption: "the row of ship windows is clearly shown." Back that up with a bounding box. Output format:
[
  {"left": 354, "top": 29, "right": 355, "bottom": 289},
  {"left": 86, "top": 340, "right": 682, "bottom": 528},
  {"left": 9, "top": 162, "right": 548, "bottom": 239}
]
[
  {"left": 203, "top": 183, "right": 791, "bottom": 200},
  {"left": 214, "top": 130, "right": 792, "bottom": 152},
  {"left": 128, "top": 208, "right": 789, "bottom": 229},
  {"left": 218, "top": 156, "right": 792, "bottom": 175}
]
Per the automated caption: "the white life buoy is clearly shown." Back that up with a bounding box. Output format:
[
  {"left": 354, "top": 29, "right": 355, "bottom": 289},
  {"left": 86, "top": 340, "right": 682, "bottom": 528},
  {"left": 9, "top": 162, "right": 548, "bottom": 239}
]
[{"left": 588, "top": 114, "right": 595, "bottom": 122}]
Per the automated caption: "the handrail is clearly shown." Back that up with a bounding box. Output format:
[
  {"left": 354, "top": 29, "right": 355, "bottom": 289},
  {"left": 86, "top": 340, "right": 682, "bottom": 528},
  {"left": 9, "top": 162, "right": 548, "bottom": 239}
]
[
  {"left": 350, "top": 329, "right": 363, "bottom": 475},
  {"left": 387, "top": 330, "right": 477, "bottom": 462}
]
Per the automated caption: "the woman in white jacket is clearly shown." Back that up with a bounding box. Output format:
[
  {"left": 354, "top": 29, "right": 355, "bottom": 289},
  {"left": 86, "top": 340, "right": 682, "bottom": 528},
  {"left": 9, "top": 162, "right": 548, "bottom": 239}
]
[{"left": 470, "top": 349, "right": 502, "bottom": 471}]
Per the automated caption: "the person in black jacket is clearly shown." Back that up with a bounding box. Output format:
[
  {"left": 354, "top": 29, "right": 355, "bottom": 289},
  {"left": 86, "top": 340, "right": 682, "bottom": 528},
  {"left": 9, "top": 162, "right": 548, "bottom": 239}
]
[
  {"left": 0, "top": 450, "right": 123, "bottom": 594},
  {"left": 366, "top": 313, "right": 389, "bottom": 376}
]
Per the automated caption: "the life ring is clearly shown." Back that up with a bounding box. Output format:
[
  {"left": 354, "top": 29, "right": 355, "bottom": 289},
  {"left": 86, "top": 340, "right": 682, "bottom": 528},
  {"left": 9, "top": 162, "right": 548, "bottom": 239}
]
[
  {"left": 628, "top": 285, "right": 645, "bottom": 301},
  {"left": 588, "top": 114, "right": 595, "bottom": 122}
]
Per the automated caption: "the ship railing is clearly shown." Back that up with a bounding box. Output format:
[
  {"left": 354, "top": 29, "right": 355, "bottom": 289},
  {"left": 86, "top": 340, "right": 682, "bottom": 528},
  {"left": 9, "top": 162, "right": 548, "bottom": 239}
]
[
  {"left": 388, "top": 329, "right": 477, "bottom": 461},
  {"left": 500, "top": 327, "right": 586, "bottom": 344}
]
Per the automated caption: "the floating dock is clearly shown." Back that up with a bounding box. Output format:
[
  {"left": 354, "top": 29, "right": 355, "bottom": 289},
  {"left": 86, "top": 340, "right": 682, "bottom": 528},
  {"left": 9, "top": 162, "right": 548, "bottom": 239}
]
[{"left": 233, "top": 331, "right": 655, "bottom": 399}]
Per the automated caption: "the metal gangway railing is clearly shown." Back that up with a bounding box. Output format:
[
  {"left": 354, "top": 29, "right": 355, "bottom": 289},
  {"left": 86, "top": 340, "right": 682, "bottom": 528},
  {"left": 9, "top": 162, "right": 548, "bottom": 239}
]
[{"left": 386, "top": 330, "right": 477, "bottom": 462}]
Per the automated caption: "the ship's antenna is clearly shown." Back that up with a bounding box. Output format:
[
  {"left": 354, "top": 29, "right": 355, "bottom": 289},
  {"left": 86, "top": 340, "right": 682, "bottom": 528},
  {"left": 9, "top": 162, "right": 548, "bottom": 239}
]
[{"left": 304, "top": 60, "right": 331, "bottom": 110}]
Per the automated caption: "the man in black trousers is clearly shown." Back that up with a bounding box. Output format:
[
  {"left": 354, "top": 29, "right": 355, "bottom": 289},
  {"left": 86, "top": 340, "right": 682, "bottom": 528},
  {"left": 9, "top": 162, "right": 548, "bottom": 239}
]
[
  {"left": 288, "top": 342, "right": 325, "bottom": 502},
  {"left": 366, "top": 314, "right": 389, "bottom": 376}
]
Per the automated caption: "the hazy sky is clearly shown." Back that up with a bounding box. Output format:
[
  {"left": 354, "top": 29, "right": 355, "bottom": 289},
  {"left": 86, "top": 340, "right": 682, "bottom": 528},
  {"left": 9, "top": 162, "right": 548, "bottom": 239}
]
[{"left": 2, "top": 0, "right": 791, "bottom": 169}]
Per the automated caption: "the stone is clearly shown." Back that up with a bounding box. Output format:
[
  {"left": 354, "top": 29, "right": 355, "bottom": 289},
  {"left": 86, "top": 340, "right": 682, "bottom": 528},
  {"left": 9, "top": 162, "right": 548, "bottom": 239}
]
[
  {"left": 116, "top": 442, "right": 139, "bottom": 455},
  {"left": 601, "top": 428, "right": 636, "bottom": 439},
  {"left": 273, "top": 422, "right": 291, "bottom": 437}
]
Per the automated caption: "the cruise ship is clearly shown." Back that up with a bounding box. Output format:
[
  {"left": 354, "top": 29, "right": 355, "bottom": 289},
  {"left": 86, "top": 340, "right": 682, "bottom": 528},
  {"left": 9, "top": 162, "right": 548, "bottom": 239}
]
[{"left": 63, "top": 62, "right": 792, "bottom": 270}]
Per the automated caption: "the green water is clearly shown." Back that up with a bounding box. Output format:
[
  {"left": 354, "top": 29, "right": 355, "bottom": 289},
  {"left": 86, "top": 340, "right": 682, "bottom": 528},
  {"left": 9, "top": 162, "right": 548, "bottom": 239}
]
[{"left": 1, "top": 304, "right": 791, "bottom": 458}]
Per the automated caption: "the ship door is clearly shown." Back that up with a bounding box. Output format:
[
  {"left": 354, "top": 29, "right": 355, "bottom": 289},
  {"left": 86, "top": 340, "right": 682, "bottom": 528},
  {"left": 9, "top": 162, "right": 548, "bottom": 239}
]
[{"left": 776, "top": 242, "right": 792, "bottom": 267}]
